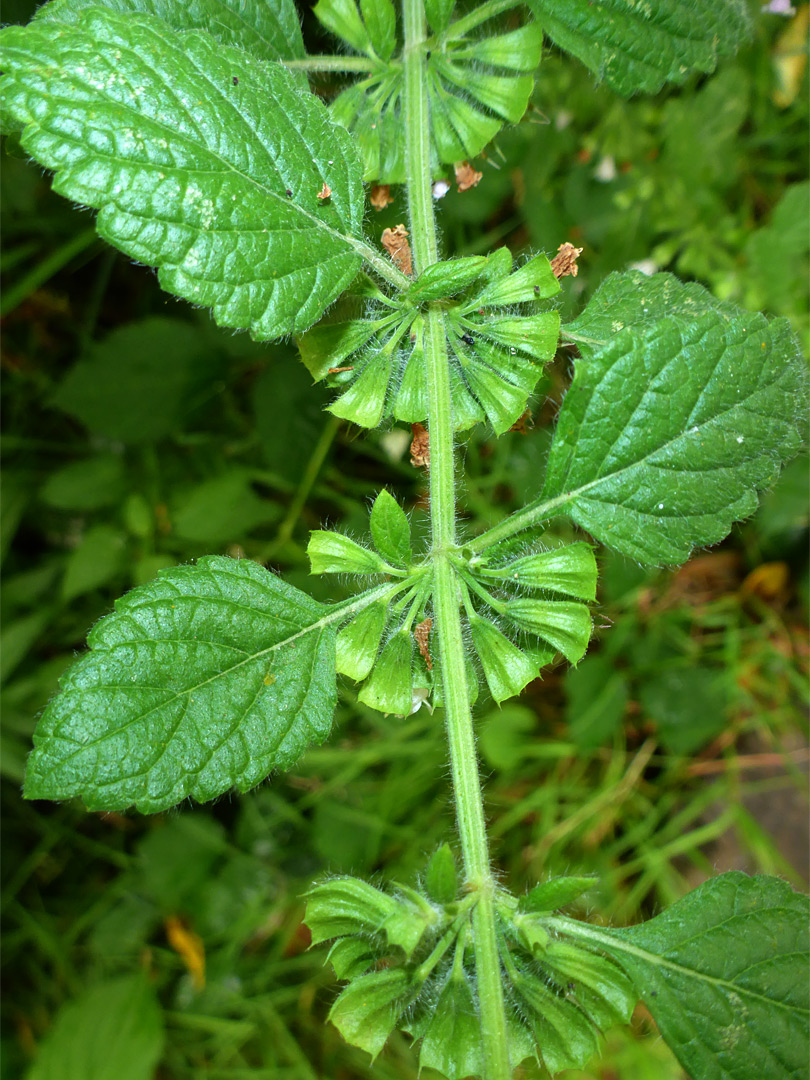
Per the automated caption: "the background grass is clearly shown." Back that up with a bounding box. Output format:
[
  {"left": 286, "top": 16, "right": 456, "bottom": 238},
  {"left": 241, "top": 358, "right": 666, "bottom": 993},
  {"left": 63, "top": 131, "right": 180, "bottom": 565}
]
[{"left": 1, "top": 1, "right": 808, "bottom": 1077}]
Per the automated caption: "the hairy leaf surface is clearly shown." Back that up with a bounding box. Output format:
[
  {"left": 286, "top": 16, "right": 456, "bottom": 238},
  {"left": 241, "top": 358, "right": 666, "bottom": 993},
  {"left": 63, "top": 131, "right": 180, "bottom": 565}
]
[
  {"left": 33, "top": 0, "right": 305, "bottom": 61},
  {"left": 526, "top": 0, "right": 751, "bottom": 96},
  {"left": 0, "top": 10, "right": 364, "bottom": 338},
  {"left": 24, "top": 557, "right": 338, "bottom": 813},
  {"left": 594, "top": 874, "right": 810, "bottom": 1080},
  {"left": 543, "top": 274, "right": 806, "bottom": 563}
]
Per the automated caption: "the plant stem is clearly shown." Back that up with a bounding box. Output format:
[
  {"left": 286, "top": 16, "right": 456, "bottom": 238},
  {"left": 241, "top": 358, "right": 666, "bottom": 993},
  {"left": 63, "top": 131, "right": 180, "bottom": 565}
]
[
  {"left": 402, "top": 1, "right": 510, "bottom": 1076},
  {"left": 282, "top": 55, "right": 378, "bottom": 73}
]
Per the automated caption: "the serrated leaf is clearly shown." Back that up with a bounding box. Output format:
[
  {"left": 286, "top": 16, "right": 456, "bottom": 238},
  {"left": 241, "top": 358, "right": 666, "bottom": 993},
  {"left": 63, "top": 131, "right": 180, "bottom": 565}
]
[
  {"left": 543, "top": 275, "right": 806, "bottom": 564},
  {"left": 597, "top": 873, "right": 810, "bottom": 1080},
  {"left": 526, "top": 0, "right": 752, "bottom": 96},
  {"left": 369, "top": 490, "right": 412, "bottom": 566},
  {"left": 23, "top": 557, "right": 338, "bottom": 812},
  {"left": 33, "top": 0, "right": 305, "bottom": 62},
  {"left": 0, "top": 10, "right": 365, "bottom": 339}
]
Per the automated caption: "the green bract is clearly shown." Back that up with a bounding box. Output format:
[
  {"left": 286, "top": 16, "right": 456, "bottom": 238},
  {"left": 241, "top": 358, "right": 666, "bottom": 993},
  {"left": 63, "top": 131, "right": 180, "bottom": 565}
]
[
  {"left": 299, "top": 250, "right": 562, "bottom": 433},
  {"left": 317, "top": 0, "right": 541, "bottom": 182}
]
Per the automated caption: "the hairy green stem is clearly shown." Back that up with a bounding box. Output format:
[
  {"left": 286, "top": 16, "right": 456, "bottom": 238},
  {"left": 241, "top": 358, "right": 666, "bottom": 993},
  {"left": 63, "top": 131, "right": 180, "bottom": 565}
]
[
  {"left": 402, "top": 1, "right": 510, "bottom": 1076},
  {"left": 282, "top": 55, "right": 377, "bottom": 72}
]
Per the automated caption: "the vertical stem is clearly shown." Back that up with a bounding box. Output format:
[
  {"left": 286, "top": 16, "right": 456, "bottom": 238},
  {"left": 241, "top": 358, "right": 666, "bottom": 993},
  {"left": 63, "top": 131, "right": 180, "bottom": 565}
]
[{"left": 402, "top": 2, "right": 511, "bottom": 1077}]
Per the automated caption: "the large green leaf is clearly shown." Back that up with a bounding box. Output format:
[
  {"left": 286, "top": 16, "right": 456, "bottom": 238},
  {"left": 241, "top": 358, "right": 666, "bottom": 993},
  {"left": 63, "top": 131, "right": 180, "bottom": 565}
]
[
  {"left": 27, "top": 973, "right": 164, "bottom": 1080},
  {"left": 33, "top": 0, "right": 305, "bottom": 61},
  {"left": 24, "top": 557, "right": 338, "bottom": 813},
  {"left": 0, "top": 10, "right": 365, "bottom": 338},
  {"left": 542, "top": 273, "right": 806, "bottom": 564},
  {"left": 526, "top": 0, "right": 751, "bottom": 96},
  {"left": 592, "top": 874, "right": 810, "bottom": 1080}
]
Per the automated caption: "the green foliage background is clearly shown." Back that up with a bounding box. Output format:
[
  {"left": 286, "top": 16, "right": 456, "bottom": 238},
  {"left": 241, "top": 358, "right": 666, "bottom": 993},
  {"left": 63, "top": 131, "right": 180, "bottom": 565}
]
[{"left": 2, "top": 2, "right": 807, "bottom": 1076}]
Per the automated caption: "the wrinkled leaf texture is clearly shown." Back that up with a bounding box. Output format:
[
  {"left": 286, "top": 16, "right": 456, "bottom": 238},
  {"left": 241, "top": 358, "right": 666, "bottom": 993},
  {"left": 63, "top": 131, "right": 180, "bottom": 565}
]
[
  {"left": 24, "top": 557, "right": 338, "bottom": 813},
  {"left": 543, "top": 273, "right": 806, "bottom": 564},
  {"left": 526, "top": 0, "right": 751, "bottom": 95},
  {"left": 0, "top": 8, "right": 364, "bottom": 338}
]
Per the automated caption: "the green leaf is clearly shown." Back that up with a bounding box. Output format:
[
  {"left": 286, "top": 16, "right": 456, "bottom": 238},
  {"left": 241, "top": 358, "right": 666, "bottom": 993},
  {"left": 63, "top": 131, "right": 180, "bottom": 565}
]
[
  {"left": 520, "top": 875, "right": 598, "bottom": 913},
  {"left": 307, "top": 530, "right": 387, "bottom": 575},
  {"left": 40, "top": 454, "right": 125, "bottom": 511},
  {"left": 0, "top": 10, "right": 365, "bottom": 339},
  {"left": 453, "top": 22, "right": 543, "bottom": 73},
  {"left": 335, "top": 601, "right": 387, "bottom": 681},
  {"left": 61, "top": 525, "right": 126, "bottom": 602},
  {"left": 26, "top": 973, "right": 163, "bottom": 1080},
  {"left": 599, "top": 873, "right": 810, "bottom": 1080},
  {"left": 360, "top": 0, "right": 396, "bottom": 61},
  {"left": 543, "top": 940, "right": 636, "bottom": 1031},
  {"left": 171, "top": 470, "right": 280, "bottom": 544},
  {"left": 482, "top": 542, "right": 597, "bottom": 600},
  {"left": 543, "top": 274, "right": 806, "bottom": 564},
  {"left": 566, "top": 655, "right": 629, "bottom": 749},
  {"left": 23, "top": 557, "right": 338, "bottom": 812},
  {"left": 464, "top": 252, "right": 560, "bottom": 308},
  {"left": 424, "top": 844, "right": 458, "bottom": 905},
  {"left": 526, "top": 0, "right": 752, "bottom": 96},
  {"left": 33, "top": 0, "right": 305, "bottom": 61},
  {"left": 412, "top": 965, "right": 486, "bottom": 1079},
  {"left": 357, "top": 628, "right": 414, "bottom": 715},
  {"left": 639, "top": 665, "right": 728, "bottom": 755},
  {"left": 51, "top": 317, "right": 225, "bottom": 444},
  {"left": 424, "top": 0, "right": 454, "bottom": 35},
  {"left": 468, "top": 613, "right": 540, "bottom": 705},
  {"left": 314, "top": 0, "right": 371, "bottom": 55},
  {"left": 329, "top": 967, "right": 416, "bottom": 1061},
  {"left": 407, "top": 256, "right": 489, "bottom": 303},
  {"left": 369, "top": 490, "right": 412, "bottom": 566},
  {"left": 305, "top": 876, "right": 404, "bottom": 944},
  {"left": 503, "top": 599, "right": 592, "bottom": 666}
]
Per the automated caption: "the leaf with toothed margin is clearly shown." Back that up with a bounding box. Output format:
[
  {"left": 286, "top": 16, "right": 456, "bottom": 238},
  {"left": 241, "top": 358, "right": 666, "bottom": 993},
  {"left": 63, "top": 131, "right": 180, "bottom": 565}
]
[
  {"left": 541, "top": 274, "right": 807, "bottom": 565},
  {"left": 589, "top": 873, "right": 810, "bottom": 1080},
  {"left": 525, "top": 0, "right": 751, "bottom": 96},
  {"left": 23, "top": 557, "right": 339, "bottom": 813},
  {"left": 31, "top": 0, "right": 306, "bottom": 62},
  {"left": 0, "top": 9, "right": 365, "bottom": 339}
]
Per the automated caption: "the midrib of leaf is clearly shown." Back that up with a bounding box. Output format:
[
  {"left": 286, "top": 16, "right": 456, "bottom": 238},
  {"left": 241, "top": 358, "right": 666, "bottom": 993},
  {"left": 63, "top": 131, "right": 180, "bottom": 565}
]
[
  {"left": 96, "top": 578, "right": 406, "bottom": 708},
  {"left": 467, "top": 326, "right": 789, "bottom": 555},
  {"left": 549, "top": 916, "right": 808, "bottom": 1017}
]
